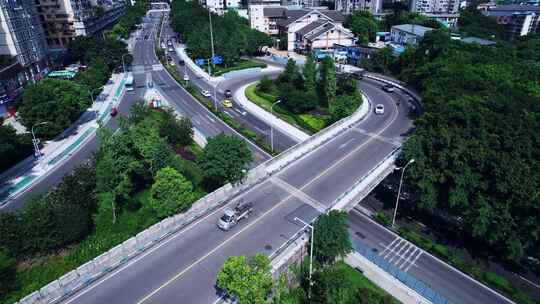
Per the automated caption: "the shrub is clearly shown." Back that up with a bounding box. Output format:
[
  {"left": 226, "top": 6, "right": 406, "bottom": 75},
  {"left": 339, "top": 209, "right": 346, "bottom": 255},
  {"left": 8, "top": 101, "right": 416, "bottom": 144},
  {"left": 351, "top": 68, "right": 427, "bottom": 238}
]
[{"left": 374, "top": 212, "right": 391, "bottom": 227}]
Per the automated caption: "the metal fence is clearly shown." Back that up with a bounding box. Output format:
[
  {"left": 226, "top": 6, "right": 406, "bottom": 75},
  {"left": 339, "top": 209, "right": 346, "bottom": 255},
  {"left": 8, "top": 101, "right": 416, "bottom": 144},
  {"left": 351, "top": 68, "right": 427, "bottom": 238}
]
[
  {"left": 353, "top": 239, "right": 453, "bottom": 304},
  {"left": 265, "top": 93, "right": 370, "bottom": 174}
]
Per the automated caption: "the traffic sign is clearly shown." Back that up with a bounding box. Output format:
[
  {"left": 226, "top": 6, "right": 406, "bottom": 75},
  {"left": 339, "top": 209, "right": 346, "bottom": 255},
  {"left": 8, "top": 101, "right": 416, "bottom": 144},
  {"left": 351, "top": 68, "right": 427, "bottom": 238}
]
[
  {"left": 211, "top": 55, "right": 222, "bottom": 65},
  {"left": 195, "top": 59, "right": 205, "bottom": 66}
]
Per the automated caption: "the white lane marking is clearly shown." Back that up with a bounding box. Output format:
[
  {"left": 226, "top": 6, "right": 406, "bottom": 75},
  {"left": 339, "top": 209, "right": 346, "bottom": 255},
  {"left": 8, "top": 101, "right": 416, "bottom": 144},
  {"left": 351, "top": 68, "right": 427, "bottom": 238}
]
[
  {"left": 404, "top": 249, "right": 423, "bottom": 272},
  {"left": 379, "top": 238, "right": 399, "bottom": 256},
  {"left": 63, "top": 180, "right": 270, "bottom": 304},
  {"left": 270, "top": 177, "right": 327, "bottom": 213},
  {"left": 192, "top": 117, "right": 201, "bottom": 125},
  {"left": 224, "top": 111, "right": 234, "bottom": 118},
  {"left": 395, "top": 243, "right": 415, "bottom": 268},
  {"left": 136, "top": 192, "right": 297, "bottom": 303},
  {"left": 205, "top": 114, "right": 216, "bottom": 123},
  {"left": 338, "top": 138, "right": 355, "bottom": 150},
  {"left": 383, "top": 238, "right": 403, "bottom": 259}
]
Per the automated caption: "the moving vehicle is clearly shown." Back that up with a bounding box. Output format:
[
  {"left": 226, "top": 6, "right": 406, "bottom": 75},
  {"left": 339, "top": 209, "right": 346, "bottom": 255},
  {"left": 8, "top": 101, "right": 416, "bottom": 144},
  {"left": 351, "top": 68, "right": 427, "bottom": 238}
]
[
  {"left": 125, "top": 73, "right": 134, "bottom": 91},
  {"left": 225, "top": 89, "right": 232, "bottom": 98},
  {"left": 221, "top": 99, "right": 233, "bottom": 108},
  {"left": 110, "top": 107, "right": 118, "bottom": 117},
  {"left": 183, "top": 74, "right": 189, "bottom": 81},
  {"left": 167, "top": 40, "right": 172, "bottom": 46},
  {"left": 168, "top": 47, "right": 174, "bottom": 53},
  {"left": 375, "top": 104, "right": 384, "bottom": 115},
  {"left": 178, "top": 60, "right": 185, "bottom": 66},
  {"left": 382, "top": 84, "right": 394, "bottom": 92},
  {"left": 147, "top": 80, "right": 153, "bottom": 88},
  {"left": 201, "top": 90, "right": 211, "bottom": 97},
  {"left": 217, "top": 202, "right": 253, "bottom": 231}
]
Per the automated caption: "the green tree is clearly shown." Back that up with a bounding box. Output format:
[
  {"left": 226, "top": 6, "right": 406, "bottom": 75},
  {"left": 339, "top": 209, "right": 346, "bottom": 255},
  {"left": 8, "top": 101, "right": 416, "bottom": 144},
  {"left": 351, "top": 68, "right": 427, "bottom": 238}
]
[
  {"left": 319, "top": 57, "right": 337, "bottom": 108},
  {"left": 303, "top": 55, "right": 317, "bottom": 94},
  {"left": 199, "top": 134, "right": 252, "bottom": 188},
  {"left": 149, "top": 167, "right": 195, "bottom": 217},
  {"left": 329, "top": 93, "right": 362, "bottom": 123},
  {"left": 19, "top": 79, "right": 91, "bottom": 138},
  {"left": 258, "top": 76, "right": 274, "bottom": 94},
  {"left": 74, "top": 58, "right": 110, "bottom": 92},
  {"left": 360, "top": 46, "right": 395, "bottom": 74},
  {"left": 217, "top": 254, "right": 272, "bottom": 304},
  {"left": 0, "top": 125, "right": 32, "bottom": 173},
  {"left": 279, "top": 59, "right": 301, "bottom": 85},
  {"left": 158, "top": 109, "right": 194, "bottom": 147},
  {"left": 313, "top": 210, "right": 352, "bottom": 265},
  {"left": 310, "top": 263, "right": 357, "bottom": 304},
  {"left": 344, "top": 11, "right": 378, "bottom": 45},
  {"left": 0, "top": 248, "right": 15, "bottom": 298}
]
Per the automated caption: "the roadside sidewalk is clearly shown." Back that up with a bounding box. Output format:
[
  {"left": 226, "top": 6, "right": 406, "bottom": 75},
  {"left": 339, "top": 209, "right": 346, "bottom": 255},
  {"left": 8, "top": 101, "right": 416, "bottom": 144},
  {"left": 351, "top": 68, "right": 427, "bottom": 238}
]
[
  {"left": 0, "top": 72, "right": 126, "bottom": 207},
  {"left": 233, "top": 82, "right": 310, "bottom": 142},
  {"left": 174, "top": 44, "right": 224, "bottom": 85},
  {"left": 345, "top": 252, "right": 432, "bottom": 304}
]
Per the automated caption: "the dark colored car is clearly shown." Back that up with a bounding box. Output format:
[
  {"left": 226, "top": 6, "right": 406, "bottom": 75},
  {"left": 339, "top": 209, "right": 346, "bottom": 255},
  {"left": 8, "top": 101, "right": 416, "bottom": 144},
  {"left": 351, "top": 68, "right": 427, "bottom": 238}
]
[
  {"left": 178, "top": 60, "right": 185, "bottom": 66},
  {"left": 110, "top": 107, "right": 118, "bottom": 117},
  {"left": 225, "top": 89, "right": 232, "bottom": 98}
]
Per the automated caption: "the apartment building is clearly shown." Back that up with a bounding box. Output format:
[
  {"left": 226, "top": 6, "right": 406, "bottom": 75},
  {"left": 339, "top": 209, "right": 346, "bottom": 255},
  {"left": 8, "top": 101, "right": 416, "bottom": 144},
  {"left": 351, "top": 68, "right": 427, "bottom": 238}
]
[
  {"left": 203, "top": 0, "right": 244, "bottom": 15},
  {"left": 390, "top": 24, "right": 434, "bottom": 46},
  {"left": 335, "top": 0, "right": 383, "bottom": 15},
  {"left": 248, "top": 0, "right": 281, "bottom": 32},
  {"left": 0, "top": 0, "right": 50, "bottom": 103},
  {"left": 481, "top": 5, "right": 540, "bottom": 40},
  {"left": 36, "top": 0, "right": 125, "bottom": 51},
  {"left": 410, "top": 0, "right": 460, "bottom": 27}
]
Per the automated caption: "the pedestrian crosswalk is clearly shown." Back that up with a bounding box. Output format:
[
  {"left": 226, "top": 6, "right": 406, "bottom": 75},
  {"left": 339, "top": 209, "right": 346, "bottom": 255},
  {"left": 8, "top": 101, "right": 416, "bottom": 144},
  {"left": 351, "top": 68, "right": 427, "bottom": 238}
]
[{"left": 379, "top": 238, "right": 423, "bottom": 272}]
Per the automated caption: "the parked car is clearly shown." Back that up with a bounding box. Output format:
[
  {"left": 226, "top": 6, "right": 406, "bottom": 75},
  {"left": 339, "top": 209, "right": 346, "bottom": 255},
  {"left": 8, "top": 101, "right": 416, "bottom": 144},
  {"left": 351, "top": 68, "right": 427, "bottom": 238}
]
[
  {"left": 382, "top": 84, "right": 394, "bottom": 92},
  {"left": 201, "top": 90, "right": 211, "bottom": 97},
  {"left": 225, "top": 89, "right": 232, "bottom": 98},
  {"left": 221, "top": 99, "right": 233, "bottom": 108},
  {"left": 375, "top": 104, "right": 384, "bottom": 115},
  {"left": 110, "top": 107, "right": 118, "bottom": 117}
]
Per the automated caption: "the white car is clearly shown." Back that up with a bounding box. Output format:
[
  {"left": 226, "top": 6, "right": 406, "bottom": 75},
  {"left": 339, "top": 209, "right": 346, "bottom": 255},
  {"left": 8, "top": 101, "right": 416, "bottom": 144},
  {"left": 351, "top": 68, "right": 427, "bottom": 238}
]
[
  {"left": 201, "top": 90, "right": 211, "bottom": 97},
  {"left": 183, "top": 74, "right": 189, "bottom": 81},
  {"left": 375, "top": 104, "right": 385, "bottom": 115}
]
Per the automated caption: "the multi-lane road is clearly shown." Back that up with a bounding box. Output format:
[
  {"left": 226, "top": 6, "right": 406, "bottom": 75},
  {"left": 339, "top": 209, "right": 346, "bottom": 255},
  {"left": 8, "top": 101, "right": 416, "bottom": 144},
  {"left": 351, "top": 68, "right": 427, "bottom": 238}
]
[{"left": 8, "top": 12, "right": 517, "bottom": 304}]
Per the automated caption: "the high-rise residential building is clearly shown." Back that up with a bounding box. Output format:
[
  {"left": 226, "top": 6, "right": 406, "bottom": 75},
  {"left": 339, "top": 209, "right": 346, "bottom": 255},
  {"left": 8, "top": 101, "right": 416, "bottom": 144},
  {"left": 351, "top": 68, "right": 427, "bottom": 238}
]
[
  {"left": 0, "top": 0, "right": 50, "bottom": 103},
  {"left": 409, "top": 0, "right": 460, "bottom": 27},
  {"left": 481, "top": 4, "right": 540, "bottom": 40},
  {"left": 335, "top": 0, "right": 383, "bottom": 15},
  {"left": 36, "top": 0, "right": 125, "bottom": 51}
]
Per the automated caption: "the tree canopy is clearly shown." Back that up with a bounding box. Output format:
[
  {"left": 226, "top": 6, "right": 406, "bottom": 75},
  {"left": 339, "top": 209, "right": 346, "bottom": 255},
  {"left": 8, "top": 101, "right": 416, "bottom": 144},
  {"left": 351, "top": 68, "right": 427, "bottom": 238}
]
[
  {"left": 369, "top": 29, "right": 540, "bottom": 261},
  {"left": 344, "top": 11, "right": 378, "bottom": 45},
  {"left": 0, "top": 125, "right": 32, "bottom": 173},
  {"left": 198, "top": 133, "right": 252, "bottom": 188},
  {"left": 170, "top": 0, "right": 271, "bottom": 66},
  {"left": 18, "top": 78, "right": 91, "bottom": 139},
  {"left": 313, "top": 210, "right": 352, "bottom": 265},
  {"left": 217, "top": 254, "right": 273, "bottom": 304},
  {"left": 149, "top": 167, "right": 195, "bottom": 218}
]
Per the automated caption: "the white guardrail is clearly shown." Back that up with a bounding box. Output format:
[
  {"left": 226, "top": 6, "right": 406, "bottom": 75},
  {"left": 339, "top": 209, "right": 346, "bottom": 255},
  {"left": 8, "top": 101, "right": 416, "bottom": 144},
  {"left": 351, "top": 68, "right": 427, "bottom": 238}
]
[{"left": 16, "top": 89, "right": 375, "bottom": 304}]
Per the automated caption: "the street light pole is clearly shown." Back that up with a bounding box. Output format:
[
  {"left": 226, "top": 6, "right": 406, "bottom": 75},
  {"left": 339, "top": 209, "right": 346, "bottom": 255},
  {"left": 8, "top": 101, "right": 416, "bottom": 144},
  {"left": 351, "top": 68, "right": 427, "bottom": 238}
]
[
  {"left": 392, "top": 159, "right": 415, "bottom": 227},
  {"left": 294, "top": 217, "right": 314, "bottom": 299},
  {"left": 270, "top": 100, "right": 282, "bottom": 152},
  {"left": 88, "top": 86, "right": 104, "bottom": 104},
  {"left": 121, "top": 53, "right": 130, "bottom": 74},
  {"left": 31, "top": 122, "right": 48, "bottom": 161},
  {"left": 208, "top": 9, "right": 215, "bottom": 77}
]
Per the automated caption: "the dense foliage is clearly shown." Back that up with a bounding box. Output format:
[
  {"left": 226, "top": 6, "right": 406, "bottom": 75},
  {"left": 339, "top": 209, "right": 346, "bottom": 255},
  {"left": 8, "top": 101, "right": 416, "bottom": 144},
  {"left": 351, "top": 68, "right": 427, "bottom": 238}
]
[
  {"left": 312, "top": 210, "right": 352, "bottom": 265},
  {"left": 198, "top": 133, "right": 252, "bottom": 189},
  {"left": 169, "top": 0, "right": 271, "bottom": 66},
  {"left": 18, "top": 79, "right": 91, "bottom": 139},
  {"left": 367, "top": 29, "right": 540, "bottom": 261},
  {"left": 108, "top": 0, "right": 148, "bottom": 39},
  {"left": 150, "top": 166, "right": 195, "bottom": 218},
  {"left": 260, "top": 57, "right": 362, "bottom": 123},
  {"left": 344, "top": 11, "right": 378, "bottom": 45},
  {"left": 458, "top": 2, "right": 506, "bottom": 40},
  {"left": 66, "top": 36, "right": 131, "bottom": 71},
  {"left": 217, "top": 254, "right": 272, "bottom": 304},
  {"left": 0, "top": 125, "right": 32, "bottom": 173},
  {"left": 0, "top": 162, "right": 97, "bottom": 256}
]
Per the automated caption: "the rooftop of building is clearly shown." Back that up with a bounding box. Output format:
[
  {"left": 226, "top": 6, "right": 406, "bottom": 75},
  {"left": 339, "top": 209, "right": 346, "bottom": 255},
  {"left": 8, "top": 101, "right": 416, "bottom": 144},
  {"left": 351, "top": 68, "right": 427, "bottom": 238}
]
[
  {"left": 461, "top": 37, "right": 497, "bottom": 46},
  {"left": 273, "top": 7, "right": 346, "bottom": 27},
  {"left": 391, "top": 24, "right": 435, "bottom": 36},
  {"left": 486, "top": 4, "right": 540, "bottom": 11}
]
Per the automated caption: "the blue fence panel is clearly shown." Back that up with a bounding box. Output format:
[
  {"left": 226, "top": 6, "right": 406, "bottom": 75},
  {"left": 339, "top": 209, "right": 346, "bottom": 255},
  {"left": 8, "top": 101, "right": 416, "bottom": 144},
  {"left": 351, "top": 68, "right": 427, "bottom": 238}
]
[{"left": 352, "top": 238, "right": 454, "bottom": 304}]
